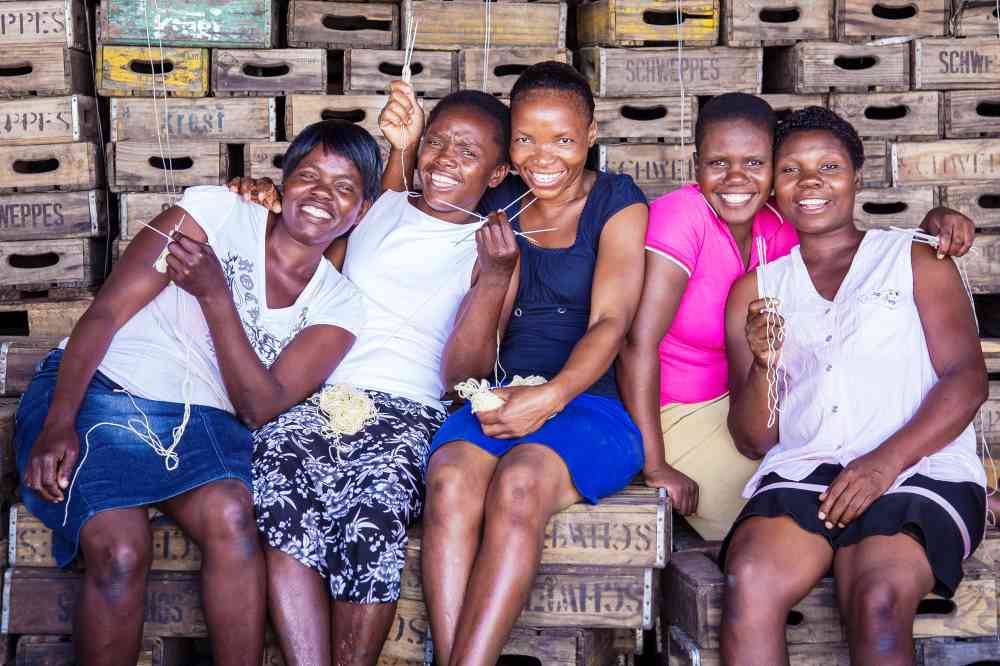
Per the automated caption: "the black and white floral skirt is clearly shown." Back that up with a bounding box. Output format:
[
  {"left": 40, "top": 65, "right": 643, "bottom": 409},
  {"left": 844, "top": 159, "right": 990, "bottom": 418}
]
[{"left": 251, "top": 389, "right": 446, "bottom": 603}]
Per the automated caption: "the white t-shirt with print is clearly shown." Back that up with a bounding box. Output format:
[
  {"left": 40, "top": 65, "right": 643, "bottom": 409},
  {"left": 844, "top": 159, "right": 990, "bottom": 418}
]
[{"left": 91, "top": 186, "right": 365, "bottom": 413}]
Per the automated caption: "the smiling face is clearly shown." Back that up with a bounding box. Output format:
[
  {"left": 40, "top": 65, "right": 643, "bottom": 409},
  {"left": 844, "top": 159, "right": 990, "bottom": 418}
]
[
  {"left": 694, "top": 118, "right": 773, "bottom": 228},
  {"left": 416, "top": 106, "right": 508, "bottom": 223},
  {"left": 773, "top": 129, "right": 861, "bottom": 237},
  {"left": 509, "top": 90, "right": 597, "bottom": 200},
  {"left": 280, "top": 145, "right": 370, "bottom": 246}
]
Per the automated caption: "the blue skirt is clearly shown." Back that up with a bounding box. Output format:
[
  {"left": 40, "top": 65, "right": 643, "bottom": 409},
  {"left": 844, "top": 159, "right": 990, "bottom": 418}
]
[
  {"left": 15, "top": 350, "right": 253, "bottom": 567},
  {"left": 428, "top": 392, "right": 644, "bottom": 503}
]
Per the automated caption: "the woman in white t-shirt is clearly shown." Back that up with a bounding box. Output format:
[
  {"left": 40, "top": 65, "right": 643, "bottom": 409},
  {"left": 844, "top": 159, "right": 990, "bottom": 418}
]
[{"left": 14, "top": 121, "right": 377, "bottom": 665}]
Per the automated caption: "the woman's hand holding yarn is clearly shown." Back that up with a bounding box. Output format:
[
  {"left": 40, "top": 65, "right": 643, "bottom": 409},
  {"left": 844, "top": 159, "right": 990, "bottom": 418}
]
[
  {"left": 379, "top": 81, "right": 424, "bottom": 153},
  {"left": 643, "top": 464, "right": 699, "bottom": 515},
  {"left": 476, "top": 211, "right": 520, "bottom": 284},
  {"left": 818, "top": 449, "right": 901, "bottom": 529},
  {"left": 24, "top": 420, "right": 80, "bottom": 503},
  {"left": 920, "top": 206, "right": 974, "bottom": 259},
  {"left": 164, "top": 233, "right": 229, "bottom": 303},
  {"left": 476, "top": 383, "right": 564, "bottom": 439},
  {"left": 745, "top": 297, "right": 784, "bottom": 370},
  {"left": 227, "top": 176, "right": 281, "bottom": 214}
]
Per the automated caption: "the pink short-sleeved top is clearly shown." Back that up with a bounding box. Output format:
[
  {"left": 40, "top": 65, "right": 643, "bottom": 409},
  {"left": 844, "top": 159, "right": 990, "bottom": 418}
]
[{"left": 645, "top": 183, "right": 799, "bottom": 405}]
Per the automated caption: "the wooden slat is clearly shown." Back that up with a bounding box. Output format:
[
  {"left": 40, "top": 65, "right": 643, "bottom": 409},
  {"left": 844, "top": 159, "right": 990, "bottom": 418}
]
[
  {"left": 345, "top": 49, "right": 457, "bottom": 98},
  {"left": 0, "top": 46, "right": 91, "bottom": 98},
  {"left": 97, "top": 46, "right": 209, "bottom": 98},
  {"left": 288, "top": 1, "right": 399, "bottom": 50},
  {"left": 458, "top": 48, "right": 571, "bottom": 97},
  {"left": 722, "top": 0, "right": 832, "bottom": 47},
  {"left": 244, "top": 142, "right": 288, "bottom": 183},
  {"left": 913, "top": 37, "right": 1000, "bottom": 91},
  {"left": 577, "top": 0, "right": 719, "bottom": 48},
  {"left": 212, "top": 49, "right": 326, "bottom": 97},
  {"left": 0, "top": 398, "right": 16, "bottom": 502},
  {"left": 667, "top": 626, "right": 851, "bottom": 666},
  {"left": 99, "top": 0, "right": 276, "bottom": 48},
  {"left": 944, "top": 90, "right": 1000, "bottom": 138},
  {"left": 764, "top": 41, "right": 910, "bottom": 94},
  {"left": 954, "top": 234, "right": 1000, "bottom": 293},
  {"left": 402, "top": 1, "right": 566, "bottom": 50},
  {"left": 0, "top": 337, "right": 61, "bottom": 395},
  {"left": 0, "top": 190, "right": 106, "bottom": 241},
  {"left": 953, "top": 4, "right": 1000, "bottom": 37},
  {"left": 0, "top": 143, "right": 101, "bottom": 193},
  {"left": 0, "top": 95, "right": 98, "bottom": 146},
  {"left": 759, "top": 93, "right": 828, "bottom": 120},
  {"left": 15, "top": 635, "right": 193, "bottom": 666},
  {"left": 941, "top": 185, "right": 1000, "bottom": 228},
  {"left": 852, "top": 186, "right": 938, "bottom": 230},
  {"left": 829, "top": 91, "right": 942, "bottom": 139},
  {"left": 892, "top": 139, "right": 1000, "bottom": 186},
  {"left": 862, "top": 138, "right": 891, "bottom": 188},
  {"left": 599, "top": 143, "right": 694, "bottom": 200},
  {"left": 286, "top": 95, "right": 444, "bottom": 140},
  {"left": 917, "top": 637, "right": 1000, "bottom": 666},
  {"left": 109, "top": 142, "right": 228, "bottom": 192},
  {"left": 0, "top": 1, "right": 88, "bottom": 49},
  {"left": 119, "top": 192, "right": 177, "bottom": 240},
  {"left": 594, "top": 97, "right": 697, "bottom": 144},
  {"left": 0, "top": 238, "right": 104, "bottom": 291},
  {"left": 110, "top": 97, "right": 276, "bottom": 143},
  {"left": 579, "top": 46, "right": 762, "bottom": 98},
  {"left": 0, "top": 296, "right": 93, "bottom": 338},
  {"left": 835, "top": 0, "right": 947, "bottom": 40}
]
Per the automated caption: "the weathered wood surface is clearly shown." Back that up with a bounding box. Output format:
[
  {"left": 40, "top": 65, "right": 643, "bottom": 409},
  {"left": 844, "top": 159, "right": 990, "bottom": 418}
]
[
  {"left": 99, "top": 0, "right": 276, "bottom": 48},
  {"left": 944, "top": 90, "right": 1000, "bottom": 138},
  {"left": 579, "top": 46, "right": 763, "bottom": 97},
  {"left": 913, "top": 37, "right": 1000, "bottom": 91},
  {"left": 955, "top": 234, "right": 1000, "bottom": 293},
  {"left": 0, "top": 95, "right": 98, "bottom": 147},
  {"left": 0, "top": 47, "right": 91, "bottom": 98},
  {"left": 120, "top": 192, "right": 177, "bottom": 240},
  {"left": 0, "top": 296, "right": 93, "bottom": 338},
  {"left": 983, "top": 339, "right": 1000, "bottom": 374},
  {"left": 110, "top": 97, "right": 276, "bottom": 143},
  {"left": 600, "top": 143, "right": 695, "bottom": 200},
  {"left": 345, "top": 49, "right": 457, "bottom": 98},
  {"left": 765, "top": 41, "right": 910, "bottom": 93},
  {"left": 0, "top": 191, "right": 106, "bottom": 241},
  {"left": 244, "top": 142, "right": 288, "bottom": 183},
  {"left": 664, "top": 551, "right": 998, "bottom": 649},
  {"left": 402, "top": 1, "right": 567, "bottom": 50},
  {"left": 109, "top": 142, "right": 228, "bottom": 192},
  {"left": 829, "top": 91, "right": 942, "bottom": 139},
  {"left": 15, "top": 635, "right": 193, "bottom": 666},
  {"left": 0, "top": 143, "right": 101, "bottom": 194},
  {"left": 0, "top": 399, "right": 16, "bottom": 502},
  {"left": 953, "top": 4, "right": 1000, "bottom": 37},
  {"left": 0, "top": 337, "right": 61, "bottom": 396},
  {"left": 835, "top": 0, "right": 947, "bottom": 40},
  {"left": 759, "top": 94, "right": 828, "bottom": 120},
  {"left": 288, "top": 1, "right": 399, "bottom": 50},
  {"left": 577, "top": 0, "right": 719, "bottom": 48},
  {"left": 459, "top": 48, "right": 571, "bottom": 97},
  {"left": 286, "top": 95, "right": 440, "bottom": 141},
  {"left": 0, "top": 1, "right": 88, "bottom": 49},
  {"left": 97, "top": 46, "right": 209, "bottom": 98},
  {"left": 667, "top": 625, "right": 852, "bottom": 666},
  {"left": 212, "top": 49, "right": 326, "bottom": 97},
  {"left": 941, "top": 185, "right": 1000, "bottom": 228},
  {"left": 722, "top": 0, "right": 832, "bottom": 47},
  {"left": 852, "top": 187, "right": 938, "bottom": 230},
  {"left": 917, "top": 637, "right": 1000, "bottom": 666},
  {"left": 595, "top": 97, "right": 697, "bottom": 144},
  {"left": 972, "top": 528, "right": 999, "bottom": 572},
  {"left": 892, "top": 139, "right": 1000, "bottom": 186},
  {"left": 862, "top": 138, "right": 891, "bottom": 188},
  {"left": 0, "top": 239, "right": 104, "bottom": 291}
]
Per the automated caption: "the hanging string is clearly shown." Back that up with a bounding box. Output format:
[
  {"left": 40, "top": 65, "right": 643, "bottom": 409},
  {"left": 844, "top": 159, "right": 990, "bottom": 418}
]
[
  {"left": 482, "top": 0, "right": 493, "bottom": 91},
  {"left": 398, "top": 13, "right": 420, "bottom": 195},
  {"left": 675, "top": 4, "right": 687, "bottom": 165},
  {"left": 756, "top": 236, "right": 786, "bottom": 429}
]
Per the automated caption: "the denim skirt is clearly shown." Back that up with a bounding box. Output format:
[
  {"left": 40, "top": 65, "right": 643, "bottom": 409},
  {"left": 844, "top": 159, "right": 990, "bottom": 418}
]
[{"left": 15, "top": 350, "right": 253, "bottom": 567}]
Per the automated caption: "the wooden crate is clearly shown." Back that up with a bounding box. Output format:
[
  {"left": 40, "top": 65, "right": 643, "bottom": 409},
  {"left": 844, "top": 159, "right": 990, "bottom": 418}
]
[
  {"left": 892, "top": 139, "right": 1000, "bottom": 186},
  {"left": 345, "top": 50, "right": 457, "bottom": 98},
  {"left": 913, "top": 37, "right": 1000, "bottom": 91},
  {"left": 829, "top": 91, "right": 942, "bottom": 139},
  {"left": 0, "top": 400, "right": 15, "bottom": 503},
  {"left": 15, "top": 635, "right": 194, "bottom": 666},
  {"left": 979, "top": 381, "right": 1000, "bottom": 449},
  {"left": 99, "top": 0, "right": 276, "bottom": 48},
  {"left": 0, "top": 238, "right": 104, "bottom": 292},
  {"left": 288, "top": 1, "right": 399, "bottom": 50},
  {"left": 941, "top": 185, "right": 1000, "bottom": 228},
  {"left": 458, "top": 47, "right": 571, "bottom": 97},
  {"left": 953, "top": 233, "right": 1000, "bottom": 293},
  {"left": 835, "top": 0, "right": 948, "bottom": 40},
  {"left": 0, "top": 95, "right": 98, "bottom": 147},
  {"left": 244, "top": 142, "right": 288, "bottom": 183},
  {"left": 863, "top": 139, "right": 892, "bottom": 188},
  {"left": 108, "top": 142, "right": 228, "bottom": 192},
  {"left": 212, "top": 49, "right": 326, "bottom": 97},
  {"left": 0, "top": 190, "right": 107, "bottom": 241},
  {"left": 264, "top": 644, "right": 424, "bottom": 666},
  {"left": 667, "top": 625, "right": 851, "bottom": 666},
  {"left": 972, "top": 528, "right": 999, "bottom": 572},
  {"left": 577, "top": 0, "right": 719, "bottom": 48},
  {"left": 110, "top": 97, "right": 276, "bottom": 143},
  {"left": 952, "top": 4, "right": 1000, "bottom": 37},
  {"left": 765, "top": 41, "right": 910, "bottom": 94},
  {"left": 402, "top": 1, "right": 567, "bottom": 50},
  {"left": 579, "top": 46, "right": 763, "bottom": 97},
  {"left": 0, "top": 296, "right": 93, "bottom": 338},
  {"left": 945, "top": 90, "right": 1000, "bottom": 138},
  {"left": 759, "top": 94, "right": 828, "bottom": 121},
  {"left": 0, "top": 47, "right": 91, "bottom": 98},
  {"left": 594, "top": 97, "right": 697, "bottom": 144},
  {"left": 0, "top": 337, "right": 60, "bottom": 395},
  {"left": 917, "top": 637, "right": 1000, "bottom": 665},
  {"left": 663, "top": 551, "right": 998, "bottom": 649},
  {"left": 97, "top": 46, "right": 209, "bottom": 98},
  {"left": 286, "top": 95, "right": 441, "bottom": 141},
  {"left": 599, "top": 143, "right": 695, "bottom": 200},
  {"left": 0, "top": 1, "right": 89, "bottom": 50},
  {"left": 853, "top": 186, "right": 938, "bottom": 229},
  {"left": 0, "top": 143, "right": 102, "bottom": 194},
  {"left": 120, "top": 192, "right": 178, "bottom": 240},
  {"left": 722, "top": 0, "right": 832, "bottom": 47}
]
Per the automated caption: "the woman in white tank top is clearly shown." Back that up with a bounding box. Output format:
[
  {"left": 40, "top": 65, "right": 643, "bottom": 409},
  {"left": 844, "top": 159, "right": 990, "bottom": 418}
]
[{"left": 721, "top": 108, "right": 987, "bottom": 666}]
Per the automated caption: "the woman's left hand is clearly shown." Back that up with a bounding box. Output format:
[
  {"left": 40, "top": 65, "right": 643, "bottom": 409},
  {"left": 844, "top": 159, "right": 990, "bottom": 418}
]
[
  {"left": 818, "top": 450, "right": 901, "bottom": 529},
  {"left": 476, "top": 384, "right": 565, "bottom": 439},
  {"left": 920, "top": 207, "right": 975, "bottom": 258},
  {"left": 164, "top": 233, "right": 229, "bottom": 302}
]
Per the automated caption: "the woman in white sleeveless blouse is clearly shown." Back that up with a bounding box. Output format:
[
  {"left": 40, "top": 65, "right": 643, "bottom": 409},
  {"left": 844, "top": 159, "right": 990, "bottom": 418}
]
[{"left": 721, "top": 108, "right": 987, "bottom": 666}]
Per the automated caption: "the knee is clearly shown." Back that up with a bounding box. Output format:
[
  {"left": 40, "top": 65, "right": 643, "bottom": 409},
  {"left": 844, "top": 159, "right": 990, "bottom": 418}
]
[
  {"left": 199, "top": 483, "right": 259, "bottom": 557},
  {"left": 849, "top": 577, "right": 911, "bottom": 645},
  {"left": 86, "top": 535, "right": 151, "bottom": 596},
  {"left": 487, "top": 463, "right": 545, "bottom": 531},
  {"left": 724, "top": 553, "right": 793, "bottom": 620},
  {"left": 425, "top": 460, "right": 477, "bottom": 524}
]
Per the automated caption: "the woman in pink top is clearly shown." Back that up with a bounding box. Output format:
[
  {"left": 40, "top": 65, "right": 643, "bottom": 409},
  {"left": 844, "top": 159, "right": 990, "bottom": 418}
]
[{"left": 619, "top": 93, "right": 974, "bottom": 540}]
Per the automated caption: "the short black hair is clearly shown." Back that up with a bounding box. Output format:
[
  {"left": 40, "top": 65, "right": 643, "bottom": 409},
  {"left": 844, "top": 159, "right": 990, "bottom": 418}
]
[
  {"left": 509, "top": 60, "right": 595, "bottom": 122},
  {"left": 695, "top": 93, "right": 776, "bottom": 152},
  {"left": 426, "top": 90, "right": 511, "bottom": 165},
  {"left": 283, "top": 119, "right": 383, "bottom": 203},
  {"left": 774, "top": 106, "right": 865, "bottom": 170}
]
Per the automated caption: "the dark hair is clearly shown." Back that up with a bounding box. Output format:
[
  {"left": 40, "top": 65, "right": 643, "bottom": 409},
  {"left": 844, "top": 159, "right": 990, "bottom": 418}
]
[
  {"left": 282, "top": 120, "right": 383, "bottom": 203},
  {"left": 695, "top": 93, "right": 776, "bottom": 151},
  {"left": 426, "top": 90, "right": 511, "bottom": 165},
  {"left": 509, "top": 60, "right": 595, "bottom": 122},
  {"left": 774, "top": 106, "right": 865, "bottom": 170}
]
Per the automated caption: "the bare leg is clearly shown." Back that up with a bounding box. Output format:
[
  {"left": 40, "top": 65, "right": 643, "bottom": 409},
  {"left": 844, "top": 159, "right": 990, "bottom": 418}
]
[
  {"left": 265, "top": 548, "right": 331, "bottom": 666},
  {"left": 422, "top": 441, "right": 499, "bottom": 665},
  {"left": 447, "top": 444, "right": 582, "bottom": 666},
  {"left": 834, "top": 534, "right": 935, "bottom": 666},
  {"left": 720, "top": 516, "right": 833, "bottom": 666},
  {"left": 75, "top": 508, "right": 153, "bottom": 666},
  {"left": 159, "top": 480, "right": 265, "bottom": 666},
  {"left": 331, "top": 601, "right": 397, "bottom": 666}
]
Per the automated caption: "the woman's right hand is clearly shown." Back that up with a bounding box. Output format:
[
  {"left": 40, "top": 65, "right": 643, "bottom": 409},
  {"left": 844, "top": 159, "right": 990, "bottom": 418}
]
[
  {"left": 227, "top": 177, "right": 281, "bottom": 214},
  {"left": 475, "top": 211, "right": 520, "bottom": 285},
  {"left": 24, "top": 421, "right": 80, "bottom": 502},
  {"left": 643, "top": 463, "right": 699, "bottom": 515},
  {"left": 379, "top": 81, "right": 424, "bottom": 152},
  {"left": 745, "top": 297, "right": 784, "bottom": 369}
]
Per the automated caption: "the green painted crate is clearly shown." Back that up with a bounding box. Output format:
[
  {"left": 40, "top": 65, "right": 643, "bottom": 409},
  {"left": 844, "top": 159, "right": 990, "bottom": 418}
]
[{"left": 98, "top": 0, "right": 277, "bottom": 49}]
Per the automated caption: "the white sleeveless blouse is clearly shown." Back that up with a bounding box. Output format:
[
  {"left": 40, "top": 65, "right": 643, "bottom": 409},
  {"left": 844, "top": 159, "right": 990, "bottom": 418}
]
[{"left": 743, "top": 229, "right": 986, "bottom": 498}]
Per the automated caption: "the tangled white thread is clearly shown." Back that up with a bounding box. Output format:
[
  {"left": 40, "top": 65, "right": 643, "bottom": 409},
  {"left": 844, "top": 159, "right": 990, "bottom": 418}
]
[
  {"left": 756, "top": 236, "right": 786, "bottom": 429},
  {"left": 454, "top": 330, "right": 546, "bottom": 413}
]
